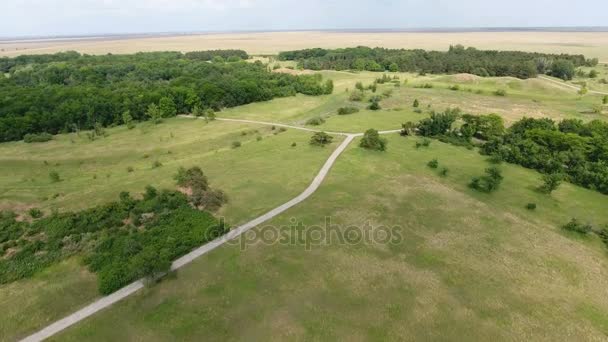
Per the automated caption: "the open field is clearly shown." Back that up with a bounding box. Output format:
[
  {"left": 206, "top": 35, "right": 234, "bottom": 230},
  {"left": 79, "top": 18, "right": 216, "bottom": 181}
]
[
  {"left": 0, "top": 117, "right": 342, "bottom": 225},
  {"left": 53, "top": 134, "right": 608, "bottom": 341},
  {"left": 0, "top": 118, "right": 343, "bottom": 341},
  {"left": 220, "top": 71, "right": 608, "bottom": 128},
  {"left": 3, "top": 31, "right": 608, "bottom": 61},
  {"left": 2, "top": 61, "right": 608, "bottom": 341}
]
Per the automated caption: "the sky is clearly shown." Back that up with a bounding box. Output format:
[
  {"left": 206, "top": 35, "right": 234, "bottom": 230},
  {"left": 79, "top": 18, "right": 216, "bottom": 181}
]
[{"left": 2, "top": 0, "right": 608, "bottom": 37}]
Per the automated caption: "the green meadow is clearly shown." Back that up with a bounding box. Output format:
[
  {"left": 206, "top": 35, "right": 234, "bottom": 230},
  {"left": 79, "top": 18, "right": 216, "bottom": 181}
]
[
  {"left": 1, "top": 65, "right": 608, "bottom": 341},
  {"left": 54, "top": 134, "right": 608, "bottom": 341}
]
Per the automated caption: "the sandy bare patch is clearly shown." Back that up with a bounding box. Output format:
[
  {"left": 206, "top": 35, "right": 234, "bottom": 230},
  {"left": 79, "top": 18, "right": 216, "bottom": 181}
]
[
  {"left": 272, "top": 68, "right": 314, "bottom": 76},
  {"left": 451, "top": 73, "right": 482, "bottom": 82}
]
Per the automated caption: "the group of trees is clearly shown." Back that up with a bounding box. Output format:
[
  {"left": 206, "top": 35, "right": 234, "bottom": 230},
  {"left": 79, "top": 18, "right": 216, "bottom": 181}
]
[
  {"left": 0, "top": 168, "right": 228, "bottom": 294},
  {"left": 481, "top": 118, "right": 608, "bottom": 194},
  {"left": 0, "top": 50, "right": 333, "bottom": 142},
  {"left": 278, "top": 45, "right": 594, "bottom": 80},
  {"left": 402, "top": 109, "right": 608, "bottom": 195}
]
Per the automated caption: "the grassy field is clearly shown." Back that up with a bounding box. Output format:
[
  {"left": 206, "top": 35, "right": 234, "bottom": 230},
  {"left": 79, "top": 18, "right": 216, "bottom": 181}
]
[
  {"left": 53, "top": 134, "right": 608, "bottom": 341},
  {"left": 0, "top": 117, "right": 343, "bottom": 341},
  {"left": 221, "top": 71, "right": 607, "bottom": 129},
  {"left": 2, "top": 31, "right": 608, "bottom": 61},
  {"left": 2, "top": 66, "right": 608, "bottom": 341},
  {"left": 571, "top": 64, "right": 608, "bottom": 93},
  {"left": 0, "top": 117, "right": 342, "bottom": 224}
]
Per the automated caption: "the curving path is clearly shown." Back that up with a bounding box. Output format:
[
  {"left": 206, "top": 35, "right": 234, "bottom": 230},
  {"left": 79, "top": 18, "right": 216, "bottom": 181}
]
[
  {"left": 21, "top": 116, "right": 400, "bottom": 342},
  {"left": 538, "top": 75, "right": 608, "bottom": 95}
]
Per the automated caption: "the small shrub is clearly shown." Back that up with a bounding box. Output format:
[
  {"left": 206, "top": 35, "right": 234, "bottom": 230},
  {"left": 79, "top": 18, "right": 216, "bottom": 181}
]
[
  {"left": 152, "top": 160, "right": 163, "bottom": 168},
  {"left": 279, "top": 127, "right": 287, "bottom": 132},
  {"left": 337, "top": 106, "right": 360, "bottom": 115},
  {"left": 256, "top": 136, "right": 262, "bottom": 141},
  {"left": 306, "top": 117, "right": 326, "bottom": 126},
  {"left": 427, "top": 159, "right": 439, "bottom": 169},
  {"left": 526, "top": 203, "right": 537, "bottom": 210},
  {"left": 488, "top": 154, "right": 503, "bottom": 164},
  {"left": 562, "top": 218, "right": 592, "bottom": 235},
  {"left": 291, "top": 142, "right": 297, "bottom": 147},
  {"left": 28, "top": 208, "right": 43, "bottom": 219},
  {"left": 310, "top": 132, "right": 333, "bottom": 146},
  {"left": 231, "top": 141, "right": 242, "bottom": 148},
  {"left": 413, "top": 99, "right": 420, "bottom": 108},
  {"left": 143, "top": 154, "right": 150, "bottom": 159},
  {"left": 359, "top": 129, "right": 387, "bottom": 151},
  {"left": 127, "top": 166, "right": 134, "bottom": 173},
  {"left": 349, "top": 91, "right": 365, "bottom": 101},
  {"left": 439, "top": 167, "right": 449, "bottom": 177},
  {"left": 449, "top": 85, "right": 460, "bottom": 91},
  {"left": 539, "top": 173, "right": 563, "bottom": 194},
  {"left": 415, "top": 138, "right": 431, "bottom": 149},
  {"left": 49, "top": 171, "right": 61, "bottom": 183},
  {"left": 494, "top": 89, "right": 507, "bottom": 96},
  {"left": 24, "top": 132, "right": 53, "bottom": 143},
  {"left": 470, "top": 167, "right": 503, "bottom": 193}
]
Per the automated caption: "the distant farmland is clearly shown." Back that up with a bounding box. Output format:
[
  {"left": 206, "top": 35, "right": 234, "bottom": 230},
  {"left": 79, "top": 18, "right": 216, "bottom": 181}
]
[{"left": 2, "top": 30, "right": 608, "bottom": 61}]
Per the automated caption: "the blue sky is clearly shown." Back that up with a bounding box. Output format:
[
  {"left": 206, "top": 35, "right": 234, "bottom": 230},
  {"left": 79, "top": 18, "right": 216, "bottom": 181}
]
[{"left": 2, "top": 0, "right": 607, "bottom": 37}]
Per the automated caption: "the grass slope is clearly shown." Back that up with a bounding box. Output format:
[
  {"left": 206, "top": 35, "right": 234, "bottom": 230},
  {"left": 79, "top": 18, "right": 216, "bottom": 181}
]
[
  {"left": 220, "top": 71, "right": 607, "bottom": 131},
  {"left": 0, "top": 118, "right": 341, "bottom": 340},
  {"left": 55, "top": 135, "right": 608, "bottom": 341}
]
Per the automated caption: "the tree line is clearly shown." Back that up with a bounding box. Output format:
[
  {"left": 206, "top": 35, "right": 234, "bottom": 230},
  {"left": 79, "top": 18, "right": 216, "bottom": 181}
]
[
  {"left": 0, "top": 50, "right": 333, "bottom": 142},
  {"left": 278, "top": 45, "right": 596, "bottom": 80},
  {"left": 402, "top": 109, "right": 608, "bottom": 195}
]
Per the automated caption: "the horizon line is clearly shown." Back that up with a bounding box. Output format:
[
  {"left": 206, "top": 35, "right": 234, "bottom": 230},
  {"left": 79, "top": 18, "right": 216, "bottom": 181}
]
[{"left": 2, "top": 26, "right": 608, "bottom": 42}]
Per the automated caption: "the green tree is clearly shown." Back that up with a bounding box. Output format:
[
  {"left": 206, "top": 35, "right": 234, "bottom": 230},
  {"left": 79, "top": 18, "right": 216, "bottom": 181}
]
[
  {"left": 540, "top": 173, "right": 563, "bottom": 194},
  {"left": 389, "top": 62, "right": 399, "bottom": 72},
  {"left": 413, "top": 99, "right": 420, "bottom": 108},
  {"left": 192, "top": 105, "right": 204, "bottom": 117},
  {"left": 588, "top": 69, "right": 598, "bottom": 78},
  {"left": 122, "top": 110, "right": 135, "bottom": 129},
  {"left": 204, "top": 108, "right": 216, "bottom": 121},
  {"left": 310, "top": 132, "right": 333, "bottom": 146},
  {"left": 146, "top": 103, "right": 162, "bottom": 124},
  {"left": 159, "top": 97, "right": 177, "bottom": 118},
  {"left": 549, "top": 59, "right": 576, "bottom": 80},
  {"left": 603, "top": 95, "right": 608, "bottom": 105},
  {"left": 359, "top": 129, "right": 387, "bottom": 151},
  {"left": 324, "top": 80, "right": 334, "bottom": 94}
]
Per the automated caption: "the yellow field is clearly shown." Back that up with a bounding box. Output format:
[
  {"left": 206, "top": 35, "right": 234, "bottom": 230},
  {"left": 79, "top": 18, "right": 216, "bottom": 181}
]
[{"left": 3, "top": 31, "right": 608, "bottom": 61}]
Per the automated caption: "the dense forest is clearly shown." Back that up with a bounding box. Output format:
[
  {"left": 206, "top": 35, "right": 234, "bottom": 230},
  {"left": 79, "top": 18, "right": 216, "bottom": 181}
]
[
  {"left": 402, "top": 111, "right": 608, "bottom": 195},
  {"left": 0, "top": 50, "right": 333, "bottom": 142},
  {"left": 278, "top": 45, "right": 596, "bottom": 79}
]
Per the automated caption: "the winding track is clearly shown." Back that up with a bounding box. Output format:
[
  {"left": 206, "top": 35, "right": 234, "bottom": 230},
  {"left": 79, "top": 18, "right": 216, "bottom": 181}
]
[
  {"left": 21, "top": 116, "right": 400, "bottom": 342},
  {"left": 538, "top": 75, "right": 608, "bottom": 95}
]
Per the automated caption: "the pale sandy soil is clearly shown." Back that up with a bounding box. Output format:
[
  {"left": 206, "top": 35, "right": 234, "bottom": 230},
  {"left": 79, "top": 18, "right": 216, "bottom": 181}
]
[{"left": 2, "top": 31, "right": 608, "bottom": 61}]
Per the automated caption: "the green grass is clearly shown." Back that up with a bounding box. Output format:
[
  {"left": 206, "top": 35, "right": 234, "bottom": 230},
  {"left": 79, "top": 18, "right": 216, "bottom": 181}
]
[
  {"left": 403, "top": 74, "right": 608, "bottom": 123},
  {"left": 0, "top": 258, "right": 97, "bottom": 342},
  {"left": 4, "top": 69, "right": 608, "bottom": 341},
  {"left": 219, "top": 71, "right": 607, "bottom": 132},
  {"left": 0, "top": 117, "right": 342, "bottom": 340},
  {"left": 54, "top": 135, "right": 608, "bottom": 341},
  {"left": 0, "top": 117, "right": 342, "bottom": 225}
]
